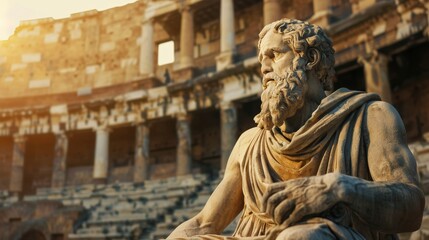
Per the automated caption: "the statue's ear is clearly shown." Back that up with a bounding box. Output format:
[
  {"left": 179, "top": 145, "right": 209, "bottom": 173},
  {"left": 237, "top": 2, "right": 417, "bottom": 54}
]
[{"left": 306, "top": 48, "right": 321, "bottom": 70}]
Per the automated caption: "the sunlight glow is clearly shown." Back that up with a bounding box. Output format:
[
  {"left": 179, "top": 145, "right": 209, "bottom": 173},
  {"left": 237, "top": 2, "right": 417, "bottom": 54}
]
[
  {"left": 158, "top": 41, "right": 175, "bottom": 66},
  {"left": 0, "top": 0, "right": 137, "bottom": 40}
]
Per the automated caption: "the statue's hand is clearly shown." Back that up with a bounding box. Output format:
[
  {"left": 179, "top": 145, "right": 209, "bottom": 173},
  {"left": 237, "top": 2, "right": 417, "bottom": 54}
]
[{"left": 262, "top": 172, "right": 347, "bottom": 227}]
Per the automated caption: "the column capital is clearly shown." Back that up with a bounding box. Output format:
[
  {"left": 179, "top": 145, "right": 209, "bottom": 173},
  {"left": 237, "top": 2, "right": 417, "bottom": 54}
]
[
  {"left": 142, "top": 17, "right": 154, "bottom": 25},
  {"left": 53, "top": 130, "right": 67, "bottom": 136},
  {"left": 220, "top": 101, "right": 236, "bottom": 110},
  {"left": 310, "top": 0, "right": 333, "bottom": 28},
  {"left": 178, "top": 3, "right": 194, "bottom": 13},
  {"left": 94, "top": 122, "right": 111, "bottom": 132},
  {"left": 358, "top": 50, "right": 389, "bottom": 66},
  {"left": 176, "top": 112, "right": 190, "bottom": 121}
]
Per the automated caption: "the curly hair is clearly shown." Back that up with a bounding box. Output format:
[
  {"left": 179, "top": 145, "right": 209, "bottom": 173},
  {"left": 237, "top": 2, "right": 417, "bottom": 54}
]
[{"left": 258, "top": 19, "right": 335, "bottom": 91}]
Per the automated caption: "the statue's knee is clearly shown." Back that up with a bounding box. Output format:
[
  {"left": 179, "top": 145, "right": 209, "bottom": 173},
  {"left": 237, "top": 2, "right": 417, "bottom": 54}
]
[{"left": 275, "top": 224, "right": 335, "bottom": 240}]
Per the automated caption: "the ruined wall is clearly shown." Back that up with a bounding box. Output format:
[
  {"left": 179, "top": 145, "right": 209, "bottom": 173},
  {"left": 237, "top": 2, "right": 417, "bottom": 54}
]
[
  {"left": 0, "top": 1, "right": 144, "bottom": 98},
  {"left": 0, "top": 201, "right": 83, "bottom": 240}
]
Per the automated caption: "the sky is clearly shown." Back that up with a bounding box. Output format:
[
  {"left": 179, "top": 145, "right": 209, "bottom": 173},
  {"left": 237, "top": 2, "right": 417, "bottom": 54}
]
[{"left": 0, "top": 0, "right": 137, "bottom": 40}]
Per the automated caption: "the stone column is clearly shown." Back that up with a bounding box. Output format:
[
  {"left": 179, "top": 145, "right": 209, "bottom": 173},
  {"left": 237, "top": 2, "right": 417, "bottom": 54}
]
[
  {"left": 358, "top": 51, "right": 392, "bottom": 102},
  {"left": 134, "top": 123, "right": 150, "bottom": 182},
  {"left": 176, "top": 113, "right": 192, "bottom": 176},
  {"left": 139, "top": 19, "right": 154, "bottom": 76},
  {"left": 179, "top": 5, "right": 194, "bottom": 69},
  {"left": 263, "top": 0, "right": 282, "bottom": 25},
  {"left": 220, "top": 102, "right": 238, "bottom": 171},
  {"left": 93, "top": 126, "right": 110, "bottom": 183},
  {"left": 51, "top": 132, "right": 68, "bottom": 188},
  {"left": 9, "top": 134, "right": 27, "bottom": 195},
  {"left": 310, "top": 0, "right": 332, "bottom": 28},
  {"left": 216, "top": 0, "right": 236, "bottom": 71}
]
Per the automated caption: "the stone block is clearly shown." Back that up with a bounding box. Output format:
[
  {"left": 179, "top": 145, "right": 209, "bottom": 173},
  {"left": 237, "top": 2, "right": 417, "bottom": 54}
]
[
  {"left": 100, "top": 42, "right": 115, "bottom": 52},
  {"left": 4, "top": 76, "right": 13, "bottom": 82},
  {"left": 82, "top": 198, "right": 101, "bottom": 209},
  {"left": 120, "top": 58, "right": 137, "bottom": 68},
  {"left": 11, "top": 63, "right": 27, "bottom": 71},
  {"left": 70, "top": 28, "right": 82, "bottom": 40},
  {"left": 17, "top": 26, "right": 41, "bottom": 37},
  {"left": 28, "top": 79, "right": 50, "bottom": 88},
  {"left": 54, "top": 22, "right": 63, "bottom": 32},
  {"left": 44, "top": 33, "right": 59, "bottom": 43},
  {"left": 21, "top": 53, "right": 42, "bottom": 63},
  {"left": 85, "top": 65, "right": 99, "bottom": 74},
  {"left": 77, "top": 86, "right": 92, "bottom": 96},
  {"left": 147, "top": 86, "right": 168, "bottom": 100}
]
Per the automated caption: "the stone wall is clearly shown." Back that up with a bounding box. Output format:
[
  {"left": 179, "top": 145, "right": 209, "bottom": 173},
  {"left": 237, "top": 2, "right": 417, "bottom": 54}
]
[
  {"left": 0, "top": 201, "right": 83, "bottom": 240},
  {"left": 0, "top": 1, "right": 144, "bottom": 98}
]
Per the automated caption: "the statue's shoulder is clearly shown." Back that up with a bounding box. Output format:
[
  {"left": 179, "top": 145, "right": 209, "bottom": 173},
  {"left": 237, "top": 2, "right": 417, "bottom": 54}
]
[
  {"left": 366, "top": 100, "right": 401, "bottom": 122},
  {"left": 238, "top": 127, "right": 261, "bottom": 144},
  {"left": 365, "top": 100, "right": 406, "bottom": 140}
]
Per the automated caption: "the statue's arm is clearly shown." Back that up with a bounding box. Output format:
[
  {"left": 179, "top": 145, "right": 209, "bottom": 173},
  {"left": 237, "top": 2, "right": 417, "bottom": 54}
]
[
  {"left": 167, "top": 133, "right": 245, "bottom": 238},
  {"left": 342, "top": 101, "right": 424, "bottom": 232}
]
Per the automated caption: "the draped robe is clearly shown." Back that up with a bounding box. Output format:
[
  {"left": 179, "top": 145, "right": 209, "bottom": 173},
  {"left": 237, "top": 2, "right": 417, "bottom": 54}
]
[{"left": 171, "top": 88, "right": 399, "bottom": 240}]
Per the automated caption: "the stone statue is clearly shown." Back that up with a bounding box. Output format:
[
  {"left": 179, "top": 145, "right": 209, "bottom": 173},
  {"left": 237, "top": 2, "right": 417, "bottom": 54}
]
[{"left": 167, "top": 19, "right": 425, "bottom": 240}]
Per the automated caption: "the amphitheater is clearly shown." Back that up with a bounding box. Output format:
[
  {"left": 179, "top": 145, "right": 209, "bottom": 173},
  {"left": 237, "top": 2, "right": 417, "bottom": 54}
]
[{"left": 1, "top": 0, "right": 429, "bottom": 239}]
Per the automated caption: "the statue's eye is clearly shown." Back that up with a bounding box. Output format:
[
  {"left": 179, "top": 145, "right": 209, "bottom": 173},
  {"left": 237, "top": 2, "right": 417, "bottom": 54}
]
[{"left": 272, "top": 51, "right": 283, "bottom": 62}]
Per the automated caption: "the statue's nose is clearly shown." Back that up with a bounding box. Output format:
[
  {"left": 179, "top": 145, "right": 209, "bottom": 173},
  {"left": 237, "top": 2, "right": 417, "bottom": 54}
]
[{"left": 261, "top": 59, "right": 273, "bottom": 75}]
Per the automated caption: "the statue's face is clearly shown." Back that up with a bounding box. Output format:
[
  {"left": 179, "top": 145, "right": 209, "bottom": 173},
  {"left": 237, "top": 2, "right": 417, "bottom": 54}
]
[
  {"left": 258, "top": 30, "right": 295, "bottom": 89},
  {"left": 255, "top": 30, "right": 308, "bottom": 130}
]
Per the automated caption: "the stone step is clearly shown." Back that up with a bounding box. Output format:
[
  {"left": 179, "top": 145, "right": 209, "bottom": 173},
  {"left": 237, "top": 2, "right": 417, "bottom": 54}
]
[
  {"left": 87, "top": 212, "right": 158, "bottom": 226},
  {"left": 68, "top": 232, "right": 126, "bottom": 239}
]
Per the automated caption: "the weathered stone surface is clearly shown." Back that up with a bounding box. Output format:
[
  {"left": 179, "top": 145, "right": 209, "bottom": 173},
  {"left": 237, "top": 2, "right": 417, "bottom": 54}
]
[
  {"left": 168, "top": 18, "right": 424, "bottom": 240},
  {"left": 0, "top": 201, "right": 83, "bottom": 240}
]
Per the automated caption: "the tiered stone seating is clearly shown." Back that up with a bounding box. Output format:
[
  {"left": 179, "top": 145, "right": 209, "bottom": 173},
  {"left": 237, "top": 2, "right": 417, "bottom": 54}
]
[
  {"left": 410, "top": 141, "right": 429, "bottom": 193},
  {"left": 150, "top": 175, "right": 239, "bottom": 239},
  {"left": 23, "top": 174, "right": 209, "bottom": 239}
]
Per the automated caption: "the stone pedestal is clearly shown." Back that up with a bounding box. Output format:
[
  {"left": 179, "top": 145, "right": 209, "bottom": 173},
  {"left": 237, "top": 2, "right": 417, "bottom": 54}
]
[
  {"left": 358, "top": 52, "right": 392, "bottom": 102},
  {"left": 217, "top": 0, "right": 236, "bottom": 71},
  {"left": 134, "top": 123, "right": 150, "bottom": 182},
  {"left": 179, "top": 5, "right": 194, "bottom": 69},
  {"left": 139, "top": 19, "right": 154, "bottom": 76},
  {"left": 9, "top": 134, "right": 27, "bottom": 194},
  {"left": 220, "top": 102, "right": 238, "bottom": 170},
  {"left": 93, "top": 126, "right": 110, "bottom": 183},
  {"left": 176, "top": 113, "right": 192, "bottom": 176},
  {"left": 51, "top": 132, "right": 68, "bottom": 188},
  {"left": 263, "top": 0, "right": 282, "bottom": 25},
  {"left": 310, "top": 0, "right": 332, "bottom": 28}
]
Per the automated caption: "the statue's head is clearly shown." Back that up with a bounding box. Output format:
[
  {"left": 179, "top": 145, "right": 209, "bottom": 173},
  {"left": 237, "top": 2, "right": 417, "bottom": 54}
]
[{"left": 255, "top": 18, "right": 335, "bottom": 130}]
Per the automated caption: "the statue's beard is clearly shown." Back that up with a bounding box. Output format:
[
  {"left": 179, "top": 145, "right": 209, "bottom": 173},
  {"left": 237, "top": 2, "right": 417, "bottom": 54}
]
[{"left": 254, "top": 68, "right": 308, "bottom": 130}]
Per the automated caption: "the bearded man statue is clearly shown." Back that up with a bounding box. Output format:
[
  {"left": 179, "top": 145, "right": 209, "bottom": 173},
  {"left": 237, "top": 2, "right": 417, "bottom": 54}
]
[{"left": 167, "top": 19, "right": 424, "bottom": 240}]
